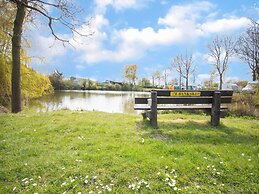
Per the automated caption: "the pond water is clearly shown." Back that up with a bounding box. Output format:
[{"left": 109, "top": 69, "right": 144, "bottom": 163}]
[{"left": 29, "top": 90, "right": 149, "bottom": 114}]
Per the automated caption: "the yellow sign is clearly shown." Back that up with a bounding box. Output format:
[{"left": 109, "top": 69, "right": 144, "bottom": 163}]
[{"left": 170, "top": 92, "right": 201, "bottom": 96}]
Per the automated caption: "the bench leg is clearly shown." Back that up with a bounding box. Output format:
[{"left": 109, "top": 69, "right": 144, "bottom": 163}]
[
  {"left": 150, "top": 91, "right": 158, "bottom": 128},
  {"left": 211, "top": 91, "right": 221, "bottom": 126},
  {"left": 141, "top": 112, "right": 147, "bottom": 120}
]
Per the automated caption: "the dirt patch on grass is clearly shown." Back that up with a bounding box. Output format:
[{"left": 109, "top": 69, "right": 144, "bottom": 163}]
[{"left": 0, "top": 106, "right": 9, "bottom": 113}]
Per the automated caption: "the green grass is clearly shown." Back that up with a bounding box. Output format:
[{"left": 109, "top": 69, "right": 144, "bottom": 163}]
[{"left": 0, "top": 111, "right": 258, "bottom": 193}]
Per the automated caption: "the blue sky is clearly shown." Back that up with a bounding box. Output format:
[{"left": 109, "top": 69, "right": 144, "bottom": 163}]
[{"left": 27, "top": 0, "right": 258, "bottom": 84}]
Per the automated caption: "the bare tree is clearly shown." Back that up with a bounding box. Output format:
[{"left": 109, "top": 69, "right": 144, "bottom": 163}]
[
  {"left": 170, "top": 52, "right": 195, "bottom": 90},
  {"left": 181, "top": 51, "right": 195, "bottom": 89},
  {"left": 170, "top": 55, "right": 183, "bottom": 88},
  {"left": 236, "top": 19, "right": 259, "bottom": 81},
  {"left": 154, "top": 70, "right": 162, "bottom": 86},
  {"left": 207, "top": 35, "right": 236, "bottom": 90},
  {"left": 163, "top": 68, "right": 169, "bottom": 87},
  {"left": 7, "top": 0, "right": 92, "bottom": 113}
]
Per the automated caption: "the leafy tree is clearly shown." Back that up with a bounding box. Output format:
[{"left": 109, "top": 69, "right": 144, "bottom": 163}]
[
  {"left": 5, "top": 0, "right": 91, "bottom": 112},
  {"left": 48, "top": 70, "right": 64, "bottom": 90},
  {"left": 235, "top": 80, "right": 248, "bottom": 88},
  {"left": 124, "top": 64, "right": 138, "bottom": 85},
  {"left": 236, "top": 19, "right": 259, "bottom": 81},
  {"left": 138, "top": 78, "right": 151, "bottom": 87},
  {"left": 207, "top": 35, "right": 236, "bottom": 90}
]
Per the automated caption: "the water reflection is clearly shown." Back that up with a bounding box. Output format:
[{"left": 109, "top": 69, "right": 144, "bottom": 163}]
[{"left": 29, "top": 90, "right": 148, "bottom": 114}]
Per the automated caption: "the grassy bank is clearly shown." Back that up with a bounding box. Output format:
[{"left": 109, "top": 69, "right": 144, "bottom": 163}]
[{"left": 0, "top": 111, "right": 258, "bottom": 193}]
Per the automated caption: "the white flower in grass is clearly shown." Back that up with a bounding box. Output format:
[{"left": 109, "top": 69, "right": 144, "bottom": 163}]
[
  {"left": 217, "top": 172, "right": 221, "bottom": 175},
  {"left": 197, "top": 167, "right": 200, "bottom": 170},
  {"left": 24, "top": 181, "right": 29, "bottom": 185},
  {"left": 203, "top": 157, "right": 207, "bottom": 160},
  {"left": 170, "top": 169, "right": 175, "bottom": 174},
  {"left": 89, "top": 191, "right": 93, "bottom": 194},
  {"left": 165, "top": 166, "right": 168, "bottom": 169},
  {"left": 241, "top": 153, "right": 245, "bottom": 156},
  {"left": 207, "top": 165, "right": 210, "bottom": 168},
  {"left": 196, "top": 185, "right": 200, "bottom": 189},
  {"left": 220, "top": 161, "right": 223, "bottom": 164},
  {"left": 142, "top": 138, "right": 145, "bottom": 144},
  {"left": 98, "top": 191, "right": 102, "bottom": 194},
  {"left": 70, "top": 179, "right": 75, "bottom": 183},
  {"left": 84, "top": 180, "right": 88, "bottom": 184},
  {"left": 77, "top": 192, "right": 81, "bottom": 194},
  {"left": 137, "top": 185, "right": 140, "bottom": 189},
  {"left": 38, "top": 176, "right": 41, "bottom": 179},
  {"left": 165, "top": 178, "right": 169, "bottom": 181},
  {"left": 22, "top": 178, "right": 28, "bottom": 182},
  {"left": 62, "top": 192, "right": 67, "bottom": 194},
  {"left": 157, "top": 172, "right": 161, "bottom": 175},
  {"left": 32, "top": 183, "right": 37, "bottom": 186},
  {"left": 221, "top": 184, "right": 225, "bottom": 186},
  {"left": 62, "top": 167, "right": 65, "bottom": 170},
  {"left": 85, "top": 175, "right": 89, "bottom": 179},
  {"left": 12, "top": 187, "right": 16, "bottom": 191},
  {"left": 92, "top": 176, "right": 97, "bottom": 180},
  {"left": 213, "top": 182, "right": 217, "bottom": 185},
  {"left": 173, "top": 187, "right": 178, "bottom": 191},
  {"left": 61, "top": 182, "right": 67, "bottom": 187},
  {"left": 166, "top": 173, "right": 170, "bottom": 177},
  {"left": 248, "top": 159, "right": 251, "bottom": 161}
]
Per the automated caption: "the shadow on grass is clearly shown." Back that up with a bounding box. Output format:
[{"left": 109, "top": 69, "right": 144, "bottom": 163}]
[{"left": 137, "top": 119, "right": 257, "bottom": 145}]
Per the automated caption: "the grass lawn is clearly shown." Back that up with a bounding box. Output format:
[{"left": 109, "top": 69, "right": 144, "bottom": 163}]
[{"left": 0, "top": 110, "right": 258, "bottom": 193}]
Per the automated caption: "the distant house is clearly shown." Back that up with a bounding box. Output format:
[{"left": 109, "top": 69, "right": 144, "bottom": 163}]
[{"left": 103, "top": 80, "right": 123, "bottom": 86}]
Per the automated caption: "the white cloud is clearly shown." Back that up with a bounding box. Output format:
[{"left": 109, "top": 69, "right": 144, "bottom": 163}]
[
  {"left": 200, "top": 17, "right": 250, "bottom": 34},
  {"left": 158, "top": 1, "right": 214, "bottom": 27},
  {"left": 70, "top": 1, "right": 251, "bottom": 64},
  {"left": 29, "top": 34, "right": 68, "bottom": 64}
]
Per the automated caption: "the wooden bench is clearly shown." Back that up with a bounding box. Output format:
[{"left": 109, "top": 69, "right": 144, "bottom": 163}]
[{"left": 134, "top": 90, "right": 233, "bottom": 128}]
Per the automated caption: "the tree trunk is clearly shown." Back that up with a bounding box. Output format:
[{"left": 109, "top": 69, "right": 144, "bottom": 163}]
[
  {"left": 256, "top": 59, "right": 259, "bottom": 80},
  {"left": 252, "top": 69, "right": 257, "bottom": 81},
  {"left": 219, "top": 74, "right": 223, "bottom": 90},
  {"left": 186, "top": 75, "right": 188, "bottom": 90},
  {"left": 11, "top": 1, "right": 27, "bottom": 113},
  {"left": 179, "top": 74, "right": 182, "bottom": 89}
]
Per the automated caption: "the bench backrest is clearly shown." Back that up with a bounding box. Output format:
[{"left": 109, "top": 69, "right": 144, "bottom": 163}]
[{"left": 135, "top": 90, "right": 233, "bottom": 105}]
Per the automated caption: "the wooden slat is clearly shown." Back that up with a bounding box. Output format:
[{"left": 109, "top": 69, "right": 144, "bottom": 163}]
[
  {"left": 135, "top": 97, "right": 232, "bottom": 104},
  {"left": 135, "top": 98, "right": 148, "bottom": 104},
  {"left": 134, "top": 105, "right": 228, "bottom": 110},
  {"left": 156, "top": 90, "right": 233, "bottom": 97}
]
